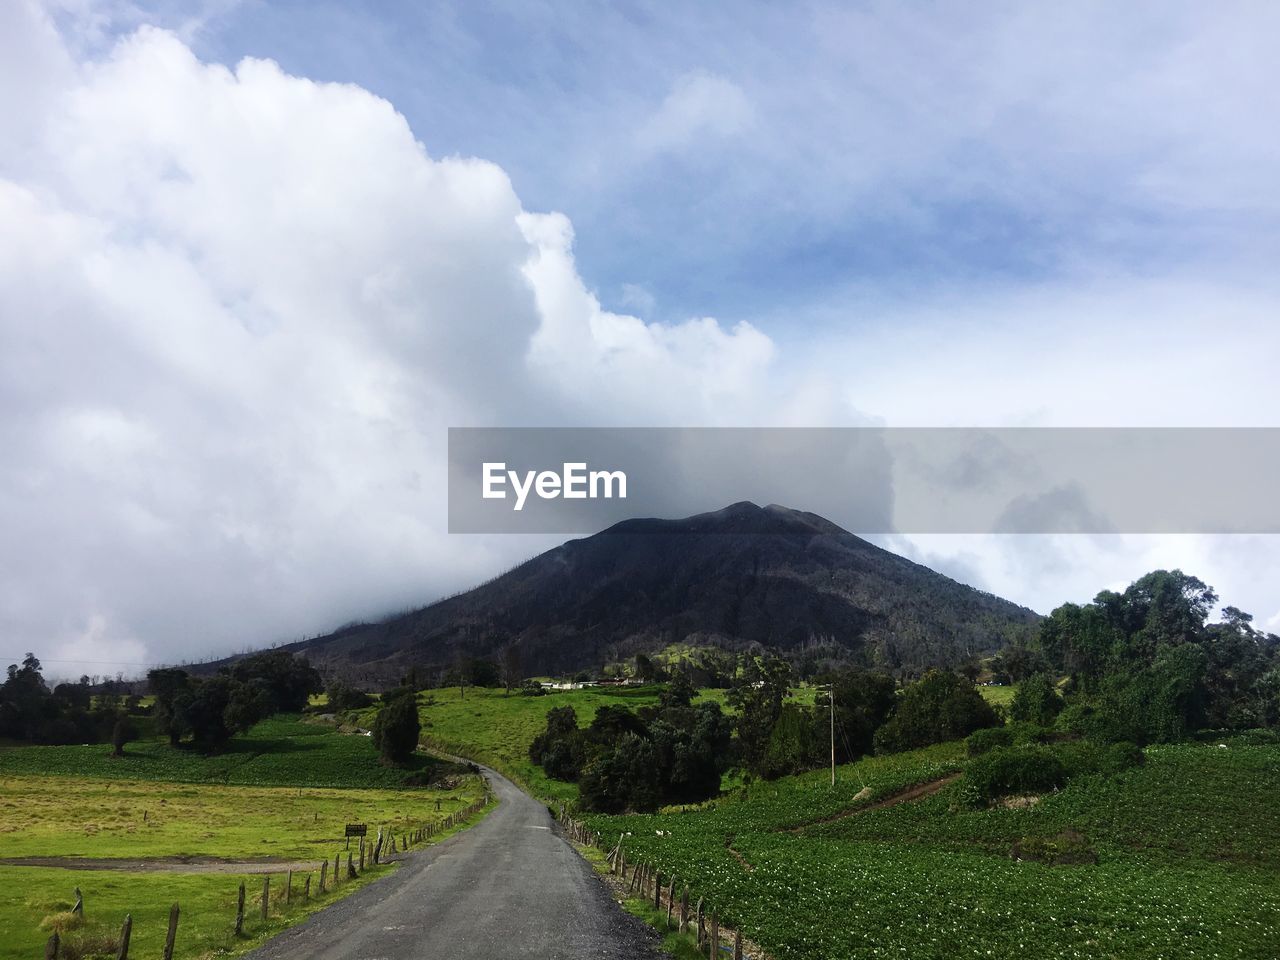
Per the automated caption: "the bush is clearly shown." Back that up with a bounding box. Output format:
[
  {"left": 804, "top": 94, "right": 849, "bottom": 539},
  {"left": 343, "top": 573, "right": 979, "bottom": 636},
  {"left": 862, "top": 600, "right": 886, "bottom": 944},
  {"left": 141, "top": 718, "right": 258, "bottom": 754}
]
[
  {"left": 1101, "top": 740, "right": 1144, "bottom": 775},
  {"left": 1006, "top": 721, "right": 1052, "bottom": 745},
  {"left": 966, "top": 726, "right": 1012, "bottom": 756},
  {"left": 963, "top": 745, "right": 1067, "bottom": 805}
]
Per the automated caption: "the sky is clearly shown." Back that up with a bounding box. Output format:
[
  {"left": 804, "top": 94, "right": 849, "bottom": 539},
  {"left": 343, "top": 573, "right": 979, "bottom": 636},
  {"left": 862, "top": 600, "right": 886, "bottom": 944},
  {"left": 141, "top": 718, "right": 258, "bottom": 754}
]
[{"left": 2, "top": 0, "right": 1279, "bottom": 678}]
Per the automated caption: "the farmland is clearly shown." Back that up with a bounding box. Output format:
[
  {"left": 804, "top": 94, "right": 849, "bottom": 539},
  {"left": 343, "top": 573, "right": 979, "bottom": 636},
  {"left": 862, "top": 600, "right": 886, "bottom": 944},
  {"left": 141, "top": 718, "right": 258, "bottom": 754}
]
[
  {"left": 582, "top": 736, "right": 1280, "bottom": 959},
  {"left": 422, "top": 684, "right": 1280, "bottom": 959},
  {"left": 0, "top": 716, "right": 487, "bottom": 960}
]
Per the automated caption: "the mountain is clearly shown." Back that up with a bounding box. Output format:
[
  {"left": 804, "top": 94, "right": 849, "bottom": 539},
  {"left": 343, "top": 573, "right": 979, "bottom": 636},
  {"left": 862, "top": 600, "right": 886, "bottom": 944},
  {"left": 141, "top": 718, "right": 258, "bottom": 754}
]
[{"left": 275, "top": 502, "right": 1039, "bottom": 681}]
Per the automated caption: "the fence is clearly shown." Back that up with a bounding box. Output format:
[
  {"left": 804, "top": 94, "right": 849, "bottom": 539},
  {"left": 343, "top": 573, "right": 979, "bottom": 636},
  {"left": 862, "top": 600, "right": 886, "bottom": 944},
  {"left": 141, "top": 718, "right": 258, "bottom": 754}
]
[
  {"left": 42, "top": 791, "right": 493, "bottom": 959},
  {"left": 556, "top": 805, "right": 748, "bottom": 960}
]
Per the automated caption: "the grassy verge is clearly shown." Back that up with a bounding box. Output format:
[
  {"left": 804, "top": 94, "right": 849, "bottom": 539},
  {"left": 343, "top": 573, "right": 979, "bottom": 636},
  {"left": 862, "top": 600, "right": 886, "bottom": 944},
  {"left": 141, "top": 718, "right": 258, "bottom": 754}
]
[{"left": 573, "top": 830, "right": 706, "bottom": 960}]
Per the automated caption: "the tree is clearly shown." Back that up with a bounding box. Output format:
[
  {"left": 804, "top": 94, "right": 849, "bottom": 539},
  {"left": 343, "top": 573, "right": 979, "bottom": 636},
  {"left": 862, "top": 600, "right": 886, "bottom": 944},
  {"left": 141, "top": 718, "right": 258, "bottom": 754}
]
[
  {"left": 529, "top": 706, "right": 587, "bottom": 780},
  {"left": 873, "top": 670, "right": 998, "bottom": 754},
  {"left": 761, "top": 703, "right": 817, "bottom": 779},
  {"left": 111, "top": 713, "right": 139, "bottom": 757},
  {"left": 231, "top": 652, "right": 321, "bottom": 713},
  {"left": 660, "top": 671, "right": 695, "bottom": 709},
  {"left": 727, "top": 656, "right": 791, "bottom": 777},
  {"left": 817, "top": 669, "right": 897, "bottom": 762},
  {"left": 185, "top": 676, "right": 235, "bottom": 752},
  {"left": 373, "top": 688, "right": 421, "bottom": 766},
  {"left": 1010, "top": 673, "right": 1064, "bottom": 727},
  {"left": 147, "top": 668, "right": 193, "bottom": 746},
  {"left": 326, "top": 680, "right": 372, "bottom": 712},
  {"left": 501, "top": 644, "right": 523, "bottom": 695}
]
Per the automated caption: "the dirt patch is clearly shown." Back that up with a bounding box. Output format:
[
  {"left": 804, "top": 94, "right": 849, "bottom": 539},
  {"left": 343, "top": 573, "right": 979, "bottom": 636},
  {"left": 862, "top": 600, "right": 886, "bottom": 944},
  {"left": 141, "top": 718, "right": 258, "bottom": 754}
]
[
  {"left": 998, "top": 794, "right": 1042, "bottom": 810},
  {"left": 785, "top": 773, "right": 962, "bottom": 833},
  {"left": 0, "top": 855, "right": 322, "bottom": 874},
  {"left": 725, "top": 839, "right": 754, "bottom": 873}
]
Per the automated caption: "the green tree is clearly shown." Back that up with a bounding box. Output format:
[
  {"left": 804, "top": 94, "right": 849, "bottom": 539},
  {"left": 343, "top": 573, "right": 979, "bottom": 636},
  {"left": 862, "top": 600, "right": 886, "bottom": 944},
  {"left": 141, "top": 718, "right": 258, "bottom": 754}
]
[
  {"left": 1010, "top": 673, "right": 1064, "bottom": 726},
  {"left": 373, "top": 688, "right": 421, "bottom": 766},
  {"left": 727, "top": 655, "right": 791, "bottom": 777},
  {"left": 873, "top": 670, "right": 998, "bottom": 754}
]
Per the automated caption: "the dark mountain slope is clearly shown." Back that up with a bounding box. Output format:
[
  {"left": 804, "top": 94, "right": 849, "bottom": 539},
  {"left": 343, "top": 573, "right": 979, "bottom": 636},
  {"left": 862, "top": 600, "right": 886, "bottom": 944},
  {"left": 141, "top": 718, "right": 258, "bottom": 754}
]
[{"left": 282, "top": 502, "right": 1038, "bottom": 679}]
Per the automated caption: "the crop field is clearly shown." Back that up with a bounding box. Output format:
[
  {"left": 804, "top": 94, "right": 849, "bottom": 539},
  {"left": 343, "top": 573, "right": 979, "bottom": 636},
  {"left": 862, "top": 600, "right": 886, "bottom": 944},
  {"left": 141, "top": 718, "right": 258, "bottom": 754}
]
[
  {"left": 582, "top": 737, "right": 1280, "bottom": 959},
  {"left": 0, "top": 716, "right": 488, "bottom": 960}
]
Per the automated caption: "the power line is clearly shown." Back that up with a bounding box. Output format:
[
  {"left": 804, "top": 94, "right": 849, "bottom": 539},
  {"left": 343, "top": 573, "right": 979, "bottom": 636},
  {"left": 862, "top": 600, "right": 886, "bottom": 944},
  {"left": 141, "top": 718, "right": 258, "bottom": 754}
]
[{"left": 0, "top": 655, "right": 162, "bottom": 668}]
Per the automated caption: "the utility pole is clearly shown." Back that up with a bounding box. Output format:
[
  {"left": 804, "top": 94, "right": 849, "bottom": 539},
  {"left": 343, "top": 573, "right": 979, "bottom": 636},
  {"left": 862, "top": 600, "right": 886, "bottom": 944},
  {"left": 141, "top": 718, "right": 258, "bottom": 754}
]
[
  {"left": 818, "top": 683, "right": 835, "bottom": 787},
  {"left": 829, "top": 683, "right": 836, "bottom": 788}
]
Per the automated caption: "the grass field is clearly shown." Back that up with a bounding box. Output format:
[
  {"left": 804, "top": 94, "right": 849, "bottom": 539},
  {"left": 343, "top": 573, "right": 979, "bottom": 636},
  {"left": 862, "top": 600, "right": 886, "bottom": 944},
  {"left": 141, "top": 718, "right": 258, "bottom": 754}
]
[
  {"left": 0, "top": 716, "right": 447, "bottom": 789},
  {"left": 1, "top": 860, "right": 397, "bottom": 960},
  {"left": 978, "top": 684, "right": 1016, "bottom": 707},
  {"left": 0, "top": 715, "right": 488, "bottom": 960}
]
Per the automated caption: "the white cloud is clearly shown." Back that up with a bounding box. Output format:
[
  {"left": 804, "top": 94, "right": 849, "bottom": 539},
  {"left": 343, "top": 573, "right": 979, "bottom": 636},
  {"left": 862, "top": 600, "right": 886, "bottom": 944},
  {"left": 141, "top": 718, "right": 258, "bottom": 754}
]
[
  {"left": 0, "top": 11, "right": 788, "bottom": 676},
  {"left": 637, "top": 71, "right": 754, "bottom": 156}
]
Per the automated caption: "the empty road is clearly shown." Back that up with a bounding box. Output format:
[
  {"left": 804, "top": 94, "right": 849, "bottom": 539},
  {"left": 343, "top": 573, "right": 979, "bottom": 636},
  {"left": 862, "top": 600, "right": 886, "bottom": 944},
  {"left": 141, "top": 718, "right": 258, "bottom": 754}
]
[{"left": 244, "top": 765, "right": 668, "bottom": 960}]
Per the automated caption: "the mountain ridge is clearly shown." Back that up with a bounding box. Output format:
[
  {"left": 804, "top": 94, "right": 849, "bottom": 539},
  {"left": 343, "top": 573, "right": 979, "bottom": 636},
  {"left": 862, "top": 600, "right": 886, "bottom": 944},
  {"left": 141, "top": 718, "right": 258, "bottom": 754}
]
[{"left": 264, "top": 501, "right": 1038, "bottom": 681}]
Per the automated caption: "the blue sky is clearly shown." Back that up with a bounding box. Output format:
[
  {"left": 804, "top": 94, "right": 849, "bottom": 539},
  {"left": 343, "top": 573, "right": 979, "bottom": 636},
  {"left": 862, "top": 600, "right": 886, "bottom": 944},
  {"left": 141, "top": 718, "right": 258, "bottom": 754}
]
[
  {"left": 65, "top": 1, "right": 1280, "bottom": 327},
  {"left": 3, "top": 0, "right": 1279, "bottom": 672}
]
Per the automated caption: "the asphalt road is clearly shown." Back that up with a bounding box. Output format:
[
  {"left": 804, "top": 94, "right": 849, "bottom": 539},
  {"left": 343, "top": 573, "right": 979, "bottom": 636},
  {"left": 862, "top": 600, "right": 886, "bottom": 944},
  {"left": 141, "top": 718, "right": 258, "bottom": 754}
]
[{"left": 244, "top": 766, "right": 669, "bottom": 960}]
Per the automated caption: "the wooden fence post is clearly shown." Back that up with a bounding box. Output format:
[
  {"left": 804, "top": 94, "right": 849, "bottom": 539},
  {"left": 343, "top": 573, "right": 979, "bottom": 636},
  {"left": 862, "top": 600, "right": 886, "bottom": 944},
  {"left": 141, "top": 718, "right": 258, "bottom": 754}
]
[
  {"left": 44, "top": 932, "right": 59, "bottom": 960},
  {"left": 734, "top": 928, "right": 743, "bottom": 960},
  {"left": 666, "top": 879, "right": 675, "bottom": 928},
  {"left": 285, "top": 870, "right": 293, "bottom": 905},
  {"left": 359, "top": 836, "right": 366, "bottom": 871},
  {"left": 374, "top": 828, "right": 383, "bottom": 865},
  {"left": 116, "top": 913, "right": 132, "bottom": 960},
  {"left": 347, "top": 853, "right": 357, "bottom": 879},
  {"left": 260, "top": 876, "right": 270, "bottom": 920},
  {"left": 304, "top": 874, "right": 311, "bottom": 901},
  {"left": 333, "top": 852, "right": 341, "bottom": 882},
  {"left": 679, "top": 887, "right": 689, "bottom": 933},
  {"left": 72, "top": 887, "right": 83, "bottom": 916},
  {"left": 163, "top": 903, "right": 180, "bottom": 960},
  {"left": 654, "top": 870, "right": 661, "bottom": 909},
  {"left": 710, "top": 915, "right": 719, "bottom": 958},
  {"left": 319, "top": 860, "right": 327, "bottom": 893},
  {"left": 235, "top": 882, "right": 245, "bottom": 935},
  {"left": 695, "top": 898, "right": 705, "bottom": 948}
]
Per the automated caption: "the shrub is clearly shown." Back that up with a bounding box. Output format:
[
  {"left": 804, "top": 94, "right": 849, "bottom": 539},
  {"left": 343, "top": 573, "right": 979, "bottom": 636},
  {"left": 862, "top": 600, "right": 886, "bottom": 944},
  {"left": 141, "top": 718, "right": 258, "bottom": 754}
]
[
  {"left": 1101, "top": 740, "right": 1144, "bottom": 774},
  {"left": 964, "top": 745, "right": 1067, "bottom": 805},
  {"left": 966, "top": 726, "right": 1012, "bottom": 756}
]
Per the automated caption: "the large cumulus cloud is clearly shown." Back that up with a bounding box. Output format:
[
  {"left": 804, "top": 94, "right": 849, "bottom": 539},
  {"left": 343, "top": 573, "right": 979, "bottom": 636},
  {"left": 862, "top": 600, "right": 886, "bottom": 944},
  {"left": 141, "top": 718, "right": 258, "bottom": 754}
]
[{"left": 0, "top": 8, "right": 783, "bottom": 674}]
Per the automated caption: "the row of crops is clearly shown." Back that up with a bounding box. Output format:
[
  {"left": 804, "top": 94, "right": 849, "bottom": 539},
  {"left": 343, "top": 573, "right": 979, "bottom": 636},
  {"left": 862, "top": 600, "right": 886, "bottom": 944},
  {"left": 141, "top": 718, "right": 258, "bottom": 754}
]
[{"left": 583, "top": 737, "right": 1280, "bottom": 959}]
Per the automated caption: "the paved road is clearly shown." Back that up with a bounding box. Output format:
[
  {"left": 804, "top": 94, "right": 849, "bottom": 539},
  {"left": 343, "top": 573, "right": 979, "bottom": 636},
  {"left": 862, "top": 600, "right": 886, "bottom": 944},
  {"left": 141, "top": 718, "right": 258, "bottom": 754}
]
[{"left": 244, "top": 766, "right": 668, "bottom": 960}]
